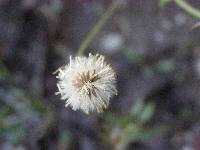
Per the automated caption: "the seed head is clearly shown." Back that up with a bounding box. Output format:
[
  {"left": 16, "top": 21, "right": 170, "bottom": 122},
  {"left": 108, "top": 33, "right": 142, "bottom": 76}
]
[{"left": 55, "top": 53, "right": 117, "bottom": 114}]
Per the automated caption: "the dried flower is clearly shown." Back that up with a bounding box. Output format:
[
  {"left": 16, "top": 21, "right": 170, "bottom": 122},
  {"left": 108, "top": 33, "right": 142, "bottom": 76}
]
[{"left": 55, "top": 53, "right": 117, "bottom": 114}]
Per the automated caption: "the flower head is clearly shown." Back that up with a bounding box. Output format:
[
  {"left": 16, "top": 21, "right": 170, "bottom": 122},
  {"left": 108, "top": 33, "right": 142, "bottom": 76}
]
[{"left": 55, "top": 53, "right": 117, "bottom": 114}]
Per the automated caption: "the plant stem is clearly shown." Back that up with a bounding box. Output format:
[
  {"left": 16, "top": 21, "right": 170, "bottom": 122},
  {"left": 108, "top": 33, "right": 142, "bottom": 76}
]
[
  {"left": 174, "top": 0, "right": 200, "bottom": 19},
  {"left": 76, "top": 2, "right": 118, "bottom": 56}
]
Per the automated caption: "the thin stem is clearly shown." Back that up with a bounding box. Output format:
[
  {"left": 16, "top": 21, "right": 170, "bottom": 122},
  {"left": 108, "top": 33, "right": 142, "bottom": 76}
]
[
  {"left": 76, "top": 2, "right": 118, "bottom": 56},
  {"left": 174, "top": 0, "right": 200, "bottom": 19}
]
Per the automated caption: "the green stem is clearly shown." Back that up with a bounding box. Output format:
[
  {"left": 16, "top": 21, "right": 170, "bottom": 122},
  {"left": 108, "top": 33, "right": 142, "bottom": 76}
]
[
  {"left": 174, "top": 0, "right": 200, "bottom": 19},
  {"left": 76, "top": 2, "right": 118, "bottom": 56}
]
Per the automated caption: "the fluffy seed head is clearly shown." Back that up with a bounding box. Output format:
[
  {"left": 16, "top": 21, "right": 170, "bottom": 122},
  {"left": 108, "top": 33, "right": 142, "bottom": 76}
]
[{"left": 55, "top": 53, "right": 117, "bottom": 114}]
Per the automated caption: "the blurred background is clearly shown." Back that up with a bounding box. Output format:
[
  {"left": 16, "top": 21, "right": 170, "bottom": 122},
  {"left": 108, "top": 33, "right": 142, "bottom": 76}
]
[{"left": 0, "top": 0, "right": 200, "bottom": 150}]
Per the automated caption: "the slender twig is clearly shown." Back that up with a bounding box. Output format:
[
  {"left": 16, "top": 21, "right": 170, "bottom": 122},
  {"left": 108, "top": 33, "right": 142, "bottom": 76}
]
[
  {"left": 76, "top": 2, "right": 118, "bottom": 56},
  {"left": 174, "top": 0, "right": 200, "bottom": 19}
]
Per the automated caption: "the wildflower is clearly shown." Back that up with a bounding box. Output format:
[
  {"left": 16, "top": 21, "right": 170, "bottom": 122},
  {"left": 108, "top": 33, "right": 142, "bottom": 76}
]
[{"left": 55, "top": 53, "right": 117, "bottom": 114}]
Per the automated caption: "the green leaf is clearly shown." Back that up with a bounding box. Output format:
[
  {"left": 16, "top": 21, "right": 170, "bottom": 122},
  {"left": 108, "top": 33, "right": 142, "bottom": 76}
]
[
  {"left": 104, "top": 112, "right": 119, "bottom": 127},
  {"left": 124, "top": 49, "right": 142, "bottom": 64},
  {"left": 130, "top": 99, "right": 144, "bottom": 117},
  {"left": 0, "top": 63, "right": 10, "bottom": 80},
  {"left": 118, "top": 124, "right": 141, "bottom": 150},
  {"left": 142, "top": 66, "right": 154, "bottom": 80},
  {"left": 30, "top": 97, "right": 46, "bottom": 112},
  {"left": 0, "top": 106, "right": 16, "bottom": 118},
  {"left": 58, "top": 130, "right": 70, "bottom": 150},
  {"left": 137, "top": 127, "right": 163, "bottom": 141},
  {"left": 139, "top": 102, "right": 155, "bottom": 123},
  {"left": 19, "top": 90, "right": 46, "bottom": 113},
  {"left": 120, "top": 116, "right": 132, "bottom": 127},
  {"left": 60, "top": 130, "right": 70, "bottom": 142},
  {"left": 156, "top": 59, "right": 176, "bottom": 73},
  {"left": 159, "top": 0, "right": 171, "bottom": 8},
  {"left": 5, "top": 124, "right": 26, "bottom": 144}
]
